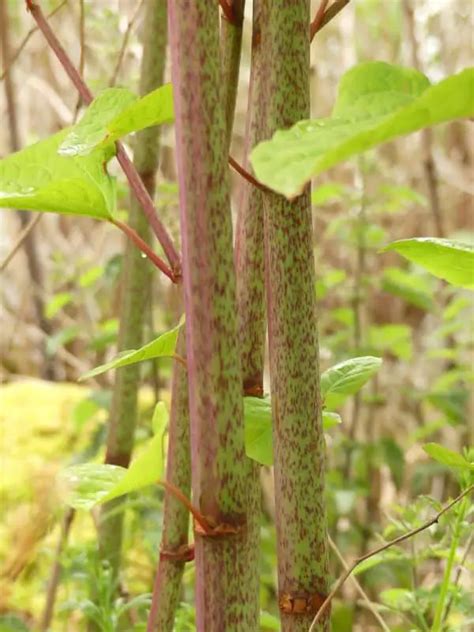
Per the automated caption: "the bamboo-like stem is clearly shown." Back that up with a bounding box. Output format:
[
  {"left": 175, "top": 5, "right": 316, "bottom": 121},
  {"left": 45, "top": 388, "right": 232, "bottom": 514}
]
[
  {"left": 310, "top": 484, "right": 474, "bottom": 629},
  {"left": 25, "top": 0, "right": 181, "bottom": 274},
  {"left": 261, "top": 2, "right": 330, "bottom": 630},
  {"left": 98, "top": 0, "right": 168, "bottom": 583},
  {"left": 220, "top": 0, "right": 244, "bottom": 148},
  {"left": 168, "top": 3, "right": 256, "bottom": 628},
  {"left": 235, "top": 0, "right": 267, "bottom": 399},
  {"left": 147, "top": 330, "right": 191, "bottom": 632}
]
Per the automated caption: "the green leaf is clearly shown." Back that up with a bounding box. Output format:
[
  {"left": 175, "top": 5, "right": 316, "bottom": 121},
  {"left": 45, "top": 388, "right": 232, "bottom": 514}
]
[
  {"left": 244, "top": 397, "right": 273, "bottom": 466},
  {"left": 380, "top": 588, "right": 415, "bottom": 612},
  {"left": 62, "top": 404, "right": 168, "bottom": 509},
  {"left": 382, "top": 267, "right": 434, "bottom": 311},
  {"left": 423, "top": 443, "right": 473, "bottom": 471},
  {"left": 321, "top": 356, "right": 382, "bottom": 409},
  {"left": 61, "top": 463, "right": 125, "bottom": 510},
  {"left": 259, "top": 611, "right": 280, "bottom": 631},
  {"left": 45, "top": 292, "right": 73, "bottom": 319},
  {"left": 59, "top": 84, "right": 174, "bottom": 156},
  {"left": 322, "top": 411, "right": 342, "bottom": 430},
  {"left": 250, "top": 63, "right": 473, "bottom": 198},
  {"left": 79, "top": 319, "right": 183, "bottom": 381},
  {"left": 152, "top": 401, "right": 169, "bottom": 436},
  {"left": 0, "top": 129, "right": 116, "bottom": 219},
  {"left": 100, "top": 427, "right": 166, "bottom": 503},
  {"left": 368, "top": 324, "right": 412, "bottom": 360},
  {"left": 383, "top": 238, "right": 474, "bottom": 289},
  {"left": 379, "top": 437, "right": 405, "bottom": 490}
]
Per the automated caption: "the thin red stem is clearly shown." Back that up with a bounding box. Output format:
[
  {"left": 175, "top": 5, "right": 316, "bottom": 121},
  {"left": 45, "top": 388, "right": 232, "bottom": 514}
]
[
  {"left": 112, "top": 219, "right": 177, "bottom": 283},
  {"left": 228, "top": 155, "right": 271, "bottom": 193},
  {"left": 310, "top": 0, "right": 329, "bottom": 40},
  {"left": 310, "top": 0, "right": 350, "bottom": 41},
  {"left": 25, "top": 0, "right": 181, "bottom": 275},
  {"left": 219, "top": 0, "right": 239, "bottom": 25}
]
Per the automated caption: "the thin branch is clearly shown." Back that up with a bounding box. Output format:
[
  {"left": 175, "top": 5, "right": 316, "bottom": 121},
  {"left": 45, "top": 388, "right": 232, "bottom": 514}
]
[
  {"left": 310, "top": 0, "right": 350, "bottom": 41},
  {"left": 328, "top": 535, "right": 390, "bottom": 632},
  {"left": 112, "top": 219, "right": 177, "bottom": 283},
  {"left": 0, "top": 0, "right": 67, "bottom": 82},
  {"left": 228, "top": 155, "right": 271, "bottom": 193},
  {"left": 24, "top": 0, "right": 181, "bottom": 276},
  {"left": 78, "top": 0, "right": 85, "bottom": 75},
  {"left": 310, "top": 0, "right": 329, "bottom": 40},
  {"left": 443, "top": 532, "right": 473, "bottom": 621},
  {"left": 0, "top": 213, "right": 42, "bottom": 272},
  {"left": 109, "top": 0, "right": 146, "bottom": 87},
  {"left": 309, "top": 485, "right": 474, "bottom": 630},
  {"left": 219, "top": 0, "right": 240, "bottom": 26},
  {"left": 40, "top": 508, "right": 75, "bottom": 632}
]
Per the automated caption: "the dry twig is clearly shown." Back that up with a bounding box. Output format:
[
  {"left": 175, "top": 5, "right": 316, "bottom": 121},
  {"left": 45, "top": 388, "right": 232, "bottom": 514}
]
[
  {"left": 109, "top": 0, "right": 146, "bottom": 87},
  {"left": 309, "top": 485, "right": 474, "bottom": 630}
]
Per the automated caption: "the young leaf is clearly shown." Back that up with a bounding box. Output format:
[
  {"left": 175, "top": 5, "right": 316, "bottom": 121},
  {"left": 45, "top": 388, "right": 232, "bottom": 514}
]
[
  {"left": 59, "top": 84, "right": 174, "bottom": 156},
  {"left": 79, "top": 319, "right": 183, "bottom": 381},
  {"left": 100, "top": 428, "right": 166, "bottom": 503},
  {"left": 61, "top": 463, "right": 126, "bottom": 510},
  {"left": 250, "top": 63, "right": 473, "bottom": 198},
  {"left": 61, "top": 407, "right": 168, "bottom": 509},
  {"left": 0, "top": 129, "right": 116, "bottom": 219},
  {"left": 244, "top": 397, "right": 273, "bottom": 466},
  {"left": 322, "top": 411, "right": 342, "bottom": 430},
  {"left": 368, "top": 324, "right": 412, "bottom": 360},
  {"left": 382, "top": 266, "right": 434, "bottom": 311},
  {"left": 423, "top": 443, "right": 474, "bottom": 471},
  {"left": 321, "top": 356, "right": 382, "bottom": 409},
  {"left": 383, "top": 238, "right": 474, "bottom": 289}
]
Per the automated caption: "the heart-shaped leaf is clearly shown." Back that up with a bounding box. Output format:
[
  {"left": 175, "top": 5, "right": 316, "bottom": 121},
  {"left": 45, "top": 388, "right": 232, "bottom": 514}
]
[
  {"left": 321, "top": 356, "right": 382, "bottom": 409},
  {"left": 62, "top": 402, "right": 169, "bottom": 509},
  {"left": 59, "top": 84, "right": 174, "bottom": 156},
  {"left": 0, "top": 129, "right": 116, "bottom": 219},
  {"left": 383, "top": 238, "right": 474, "bottom": 290},
  {"left": 250, "top": 63, "right": 473, "bottom": 198}
]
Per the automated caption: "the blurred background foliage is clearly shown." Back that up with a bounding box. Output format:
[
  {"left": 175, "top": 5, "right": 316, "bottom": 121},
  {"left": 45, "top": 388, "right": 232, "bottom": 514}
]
[{"left": 0, "top": 0, "right": 472, "bottom": 630}]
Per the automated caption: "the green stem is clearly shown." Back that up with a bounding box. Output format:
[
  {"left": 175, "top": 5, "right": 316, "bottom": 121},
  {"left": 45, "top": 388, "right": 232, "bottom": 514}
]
[
  {"left": 431, "top": 495, "right": 468, "bottom": 631},
  {"left": 168, "top": 3, "right": 257, "bottom": 628},
  {"left": 147, "top": 330, "right": 191, "bottom": 632},
  {"left": 98, "top": 0, "right": 168, "bottom": 579},
  {"left": 261, "top": 2, "right": 330, "bottom": 630}
]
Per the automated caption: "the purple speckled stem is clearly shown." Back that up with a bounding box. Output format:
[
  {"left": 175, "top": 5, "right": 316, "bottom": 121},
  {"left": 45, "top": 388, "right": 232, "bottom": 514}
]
[
  {"left": 168, "top": 2, "right": 257, "bottom": 629},
  {"left": 146, "top": 331, "right": 190, "bottom": 632},
  {"left": 25, "top": 0, "right": 180, "bottom": 275},
  {"left": 261, "top": 1, "right": 330, "bottom": 630}
]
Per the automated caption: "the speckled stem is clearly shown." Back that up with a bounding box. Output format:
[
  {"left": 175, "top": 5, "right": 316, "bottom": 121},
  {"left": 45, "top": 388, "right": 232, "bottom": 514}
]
[
  {"left": 147, "top": 330, "right": 190, "bottom": 632},
  {"left": 98, "top": 0, "right": 168, "bottom": 577},
  {"left": 168, "top": 3, "right": 257, "bottom": 629},
  {"left": 235, "top": 0, "right": 266, "bottom": 396},
  {"left": 261, "top": 2, "right": 330, "bottom": 630},
  {"left": 220, "top": 0, "right": 245, "bottom": 149},
  {"left": 231, "top": 0, "right": 263, "bottom": 627}
]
